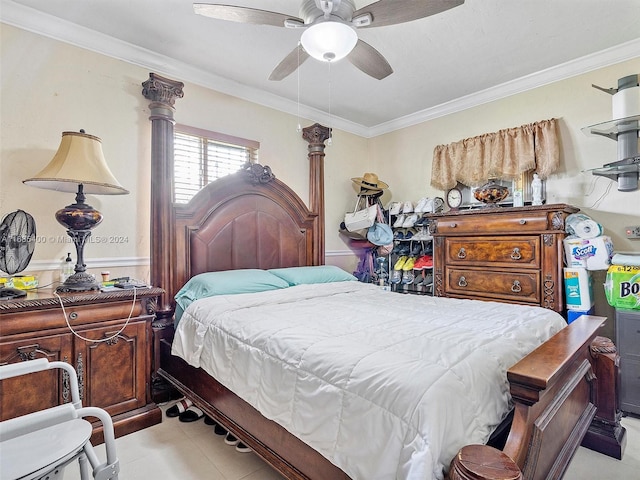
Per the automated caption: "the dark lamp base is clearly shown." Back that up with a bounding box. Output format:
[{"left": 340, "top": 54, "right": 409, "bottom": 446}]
[{"left": 56, "top": 272, "right": 100, "bottom": 293}]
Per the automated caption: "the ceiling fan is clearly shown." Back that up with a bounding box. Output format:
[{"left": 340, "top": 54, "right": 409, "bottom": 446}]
[{"left": 194, "top": 0, "right": 464, "bottom": 81}]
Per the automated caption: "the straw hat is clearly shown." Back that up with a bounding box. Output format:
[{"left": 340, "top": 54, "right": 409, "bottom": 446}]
[{"left": 351, "top": 172, "right": 389, "bottom": 191}]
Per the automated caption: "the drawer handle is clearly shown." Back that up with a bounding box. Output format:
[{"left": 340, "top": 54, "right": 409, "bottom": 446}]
[
  {"left": 519, "top": 219, "right": 526, "bottom": 225},
  {"left": 457, "top": 248, "right": 467, "bottom": 259},
  {"left": 510, "top": 248, "right": 522, "bottom": 260},
  {"left": 458, "top": 276, "right": 468, "bottom": 288},
  {"left": 16, "top": 344, "right": 40, "bottom": 362},
  {"left": 450, "top": 223, "right": 457, "bottom": 228},
  {"left": 511, "top": 280, "right": 522, "bottom": 293},
  {"left": 69, "top": 312, "right": 78, "bottom": 320}
]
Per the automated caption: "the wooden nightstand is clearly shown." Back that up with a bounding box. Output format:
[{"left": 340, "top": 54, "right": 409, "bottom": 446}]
[{"left": 0, "top": 287, "right": 164, "bottom": 443}]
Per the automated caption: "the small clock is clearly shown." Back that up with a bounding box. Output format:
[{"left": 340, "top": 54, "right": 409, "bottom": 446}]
[{"left": 446, "top": 187, "right": 463, "bottom": 209}]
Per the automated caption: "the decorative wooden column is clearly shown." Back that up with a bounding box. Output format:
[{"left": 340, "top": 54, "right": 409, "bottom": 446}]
[
  {"left": 449, "top": 445, "right": 522, "bottom": 480},
  {"left": 141, "top": 73, "right": 184, "bottom": 322},
  {"left": 582, "top": 336, "right": 627, "bottom": 459},
  {"left": 302, "top": 123, "right": 330, "bottom": 266}
]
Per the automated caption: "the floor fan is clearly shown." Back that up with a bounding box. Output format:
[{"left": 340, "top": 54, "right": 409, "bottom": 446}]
[{"left": 0, "top": 210, "right": 37, "bottom": 299}]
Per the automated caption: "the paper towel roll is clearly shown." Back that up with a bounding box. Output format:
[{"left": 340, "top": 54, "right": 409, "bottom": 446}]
[
  {"left": 585, "top": 236, "right": 614, "bottom": 271},
  {"left": 605, "top": 265, "right": 640, "bottom": 310},
  {"left": 565, "top": 213, "right": 603, "bottom": 239},
  {"left": 564, "top": 235, "right": 614, "bottom": 270},
  {"left": 564, "top": 268, "right": 594, "bottom": 311},
  {"left": 564, "top": 236, "right": 588, "bottom": 268},
  {"left": 612, "top": 85, "right": 640, "bottom": 119}
]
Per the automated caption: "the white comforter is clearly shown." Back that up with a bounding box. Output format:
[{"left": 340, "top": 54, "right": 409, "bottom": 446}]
[{"left": 173, "top": 281, "right": 565, "bottom": 480}]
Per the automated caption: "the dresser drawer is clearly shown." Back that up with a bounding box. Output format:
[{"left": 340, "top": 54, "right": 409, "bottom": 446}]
[
  {"left": 1, "top": 299, "right": 150, "bottom": 335},
  {"left": 616, "top": 309, "right": 640, "bottom": 360},
  {"left": 445, "top": 268, "right": 540, "bottom": 304},
  {"left": 435, "top": 212, "right": 550, "bottom": 235},
  {"left": 620, "top": 357, "right": 640, "bottom": 415},
  {"left": 431, "top": 205, "right": 576, "bottom": 313},
  {"left": 445, "top": 236, "right": 540, "bottom": 268}
]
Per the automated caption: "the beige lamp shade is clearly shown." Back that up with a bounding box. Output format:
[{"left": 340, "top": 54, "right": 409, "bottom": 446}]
[{"left": 23, "top": 131, "right": 129, "bottom": 195}]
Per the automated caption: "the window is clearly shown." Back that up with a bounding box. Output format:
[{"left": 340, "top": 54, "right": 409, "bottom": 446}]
[{"left": 173, "top": 125, "right": 259, "bottom": 204}]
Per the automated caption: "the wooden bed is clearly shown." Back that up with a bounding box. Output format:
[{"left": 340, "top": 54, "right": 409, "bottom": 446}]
[{"left": 142, "top": 75, "right": 624, "bottom": 480}]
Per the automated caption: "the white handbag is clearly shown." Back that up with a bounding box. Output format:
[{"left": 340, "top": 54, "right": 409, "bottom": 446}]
[{"left": 344, "top": 197, "right": 377, "bottom": 232}]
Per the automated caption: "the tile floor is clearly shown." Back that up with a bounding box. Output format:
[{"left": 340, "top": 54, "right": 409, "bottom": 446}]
[{"left": 65, "top": 408, "right": 639, "bottom": 480}]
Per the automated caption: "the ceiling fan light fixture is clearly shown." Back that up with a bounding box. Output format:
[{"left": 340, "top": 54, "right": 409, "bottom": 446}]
[{"left": 300, "top": 20, "right": 357, "bottom": 62}]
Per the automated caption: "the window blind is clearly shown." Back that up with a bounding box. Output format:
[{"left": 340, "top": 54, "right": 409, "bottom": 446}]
[{"left": 174, "top": 126, "right": 259, "bottom": 204}]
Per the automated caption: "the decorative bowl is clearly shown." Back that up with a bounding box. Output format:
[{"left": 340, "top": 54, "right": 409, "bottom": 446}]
[{"left": 473, "top": 181, "right": 509, "bottom": 207}]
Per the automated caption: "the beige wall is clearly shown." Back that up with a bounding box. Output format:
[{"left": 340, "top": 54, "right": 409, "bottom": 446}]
[
  {"left": 0, "top": 24, "right": 369, "bottom": 286},
  {"left": 1, "top": 24, "right": 639, "bottom": 297},
  {"left": 369, "top": 58, "right": 640, "bottom": 253},
  {"left": 1, "top": 25, "right": 154, "bottom": 285},
  {"left": 367, "top": 59, "right": 640, "bottom": 333}
]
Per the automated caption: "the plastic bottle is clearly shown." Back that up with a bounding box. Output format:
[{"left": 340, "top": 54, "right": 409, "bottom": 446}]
[
  {"left": 60, "top": 253, "right": 74, "bottom": 282},
  {"left": 512, "top": 176, "right": 524, "bottom": 207}
]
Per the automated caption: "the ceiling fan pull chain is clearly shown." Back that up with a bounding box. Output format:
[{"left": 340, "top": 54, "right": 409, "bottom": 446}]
[
  {"left": 327, "top": 60, "right": 333, "bottom": 146},
  {"left": 296, "top": 42, "right": 302, "bottom": 133}
]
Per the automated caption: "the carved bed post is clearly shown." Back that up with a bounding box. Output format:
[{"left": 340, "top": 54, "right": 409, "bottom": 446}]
[
  {"left": 141, "top": 73, "right": 184, "bottom": 322},
  {"left": 582, "top": 336, "right": 627, "bottom": 459},
  {"left": 302, "top": 123, "right": 330, "bottom": 265}
]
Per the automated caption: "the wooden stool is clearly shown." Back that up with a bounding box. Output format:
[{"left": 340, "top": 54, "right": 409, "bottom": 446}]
[{"left": 449, "top": 444, "right": 522, "bottom": 480}]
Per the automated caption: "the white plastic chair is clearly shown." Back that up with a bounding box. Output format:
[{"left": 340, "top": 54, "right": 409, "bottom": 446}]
[{"left": 0, "top": 358, "right": 120, "bottom": 480}]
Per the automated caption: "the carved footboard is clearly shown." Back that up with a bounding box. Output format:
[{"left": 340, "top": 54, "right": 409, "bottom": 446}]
[{"left": 450, "top": 315, "right": 614, "bottom": 480}]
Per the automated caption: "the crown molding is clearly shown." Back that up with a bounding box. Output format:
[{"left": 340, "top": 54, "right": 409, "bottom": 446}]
[
  {"left": 2, "top": 0, "right": 639, "bottom": 139},
  {"left": 0, "top": 0, "right": 370, "bottom": 137},
  {"left": 369, "top": 38, "right": 640, "bottom": 137}
]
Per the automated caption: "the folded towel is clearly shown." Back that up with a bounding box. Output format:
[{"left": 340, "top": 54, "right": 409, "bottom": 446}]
[{"left": 612, "top": 253, "right": 640, "bottom": 267}]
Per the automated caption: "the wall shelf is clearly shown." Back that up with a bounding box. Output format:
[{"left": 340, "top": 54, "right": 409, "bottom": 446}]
[{"left": 581, "top": 114, "right": 640, "bottom": 140}]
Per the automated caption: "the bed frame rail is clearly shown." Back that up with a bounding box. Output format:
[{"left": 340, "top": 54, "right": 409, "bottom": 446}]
[{"left": 158, "top": 339, "right": 349, "bottom": 480}]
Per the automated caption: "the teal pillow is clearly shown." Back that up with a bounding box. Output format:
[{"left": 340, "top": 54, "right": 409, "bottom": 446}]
[
  {"left": 268, "top": 265, "right": 356, "bottom": 286},
  {"left": 174, "top": 269, "right": 289, "bottom": 321}
]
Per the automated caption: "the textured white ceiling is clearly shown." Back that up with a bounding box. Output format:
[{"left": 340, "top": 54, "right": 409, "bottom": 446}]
[{"left": 2, "top": 0, "right": 640, "bottom": 136}]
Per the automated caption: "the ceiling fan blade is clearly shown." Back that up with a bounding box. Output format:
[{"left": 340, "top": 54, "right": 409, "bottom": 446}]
[
  {"left": 193, "top": 4, "right": 303, "bottom": 27},
  {"left": 353, "top": 0, "right": 464, "bottom": 28},
  {"left": 269, "top": 45, "right": 310, "bottom": 81},
  {"left": 346, "top": 40, "right": 393, "bottom": 80}
]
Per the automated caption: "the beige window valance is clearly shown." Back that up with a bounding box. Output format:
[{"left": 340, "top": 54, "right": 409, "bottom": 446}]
[{"left": 430, "top": 118, "right": 559, "bottom": 191}]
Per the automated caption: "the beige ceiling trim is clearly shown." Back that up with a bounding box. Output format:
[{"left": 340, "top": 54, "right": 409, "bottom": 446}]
[{"left": 2, "top": 1, "right": 639, "bottom": 139}]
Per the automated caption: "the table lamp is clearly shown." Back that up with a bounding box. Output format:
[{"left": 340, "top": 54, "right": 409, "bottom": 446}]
[{"left": 23, "top": 130, "right": 129, "bottom": 292}]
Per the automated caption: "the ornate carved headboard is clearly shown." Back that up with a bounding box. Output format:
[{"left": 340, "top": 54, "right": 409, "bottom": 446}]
[
  {"left": 170, "top": 164, "right": 318, "bottom": 304},
  {"left": 142, "top": 72, "right": 331, "bottom": 320}
]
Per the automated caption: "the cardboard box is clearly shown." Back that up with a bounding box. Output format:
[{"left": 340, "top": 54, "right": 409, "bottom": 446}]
[
  {"left": 564, "top": 268, "right": 594, "bottom": 311},
  {"left": 567, "top": 307, "right": 595, "bottom": 324}
]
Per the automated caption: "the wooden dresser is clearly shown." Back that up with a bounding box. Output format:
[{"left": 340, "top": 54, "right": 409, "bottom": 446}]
[
  {"left": 429, "top": 204, "right": 578, "bottom": 312},
  {"left": 0, "top": 287, "right": 164, "bottom": 443}
]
